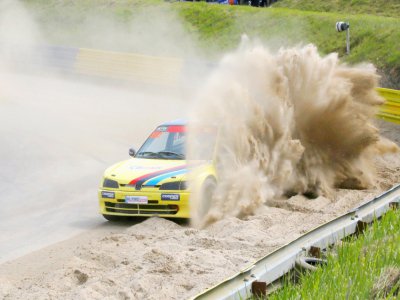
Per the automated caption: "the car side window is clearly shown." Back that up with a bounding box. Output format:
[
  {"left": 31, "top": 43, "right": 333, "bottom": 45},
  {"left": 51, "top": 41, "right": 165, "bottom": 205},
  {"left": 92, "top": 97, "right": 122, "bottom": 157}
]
[{"left": 173, "top": 132, "right": 185, "bottom": 146}]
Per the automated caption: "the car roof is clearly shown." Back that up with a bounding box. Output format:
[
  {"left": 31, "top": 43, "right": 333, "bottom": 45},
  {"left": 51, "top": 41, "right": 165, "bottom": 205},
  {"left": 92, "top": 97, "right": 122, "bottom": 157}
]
[{"left": 159, "top": 119, "right": 187, "bottom": 126}]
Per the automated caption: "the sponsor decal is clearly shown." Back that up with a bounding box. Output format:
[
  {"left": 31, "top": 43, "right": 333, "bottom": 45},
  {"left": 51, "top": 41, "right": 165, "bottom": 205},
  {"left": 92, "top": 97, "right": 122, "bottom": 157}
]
[
  {"left": 150, "top": 131, "right": 162, "bottom": 138},
  {"left": 155, "top": 125, "right": 185, "bottom": 133},
  {"left": 101, "top": 191, "right": 115, "bottom": 199},
  {"left": 161, "top": 194, "right": 180, "bottom": 201},
  {"left": 167, "top": 125, "right": 186, "bottom": 133},
  {"left": 156, "top": 126, "right": 168, "bottom": 132}
]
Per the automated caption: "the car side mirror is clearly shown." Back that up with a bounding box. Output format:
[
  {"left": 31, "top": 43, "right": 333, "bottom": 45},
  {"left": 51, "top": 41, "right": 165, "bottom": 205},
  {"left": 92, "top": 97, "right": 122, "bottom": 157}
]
[{"left": 129, "top": 148, "right": 136, "bottom": 157}]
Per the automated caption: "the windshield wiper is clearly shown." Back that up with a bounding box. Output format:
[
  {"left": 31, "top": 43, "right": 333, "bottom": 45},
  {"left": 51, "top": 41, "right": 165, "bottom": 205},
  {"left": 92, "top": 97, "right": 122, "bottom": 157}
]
[
  {"left": 157, "top": 151, "right": 185, "bottom": 159},
  {"left": 136, "top": 151, "right": 159, "bottom": 158}
]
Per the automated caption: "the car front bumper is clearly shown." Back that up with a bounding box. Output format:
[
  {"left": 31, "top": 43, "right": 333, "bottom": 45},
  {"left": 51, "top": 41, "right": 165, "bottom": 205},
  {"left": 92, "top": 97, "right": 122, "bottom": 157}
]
[{"left": 98, "top": 189, "right": 190, "bottom": 218}]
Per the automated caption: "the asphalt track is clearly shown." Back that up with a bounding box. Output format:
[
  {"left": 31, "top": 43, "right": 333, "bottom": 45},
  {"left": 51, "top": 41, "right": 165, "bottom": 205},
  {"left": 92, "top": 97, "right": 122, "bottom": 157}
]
[{"left": 0, "top": 71, "right": 186, "bottom": 263}]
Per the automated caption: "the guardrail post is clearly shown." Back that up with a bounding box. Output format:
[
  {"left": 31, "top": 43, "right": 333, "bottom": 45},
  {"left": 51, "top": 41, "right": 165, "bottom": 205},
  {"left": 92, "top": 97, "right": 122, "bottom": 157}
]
[
  {"left": 251, "top": 281, "right": 267, "bottom": 297},
  {"left": 355, "top": 220, "right": 368, "bottom": 236},
  {"left": 309, "top": 246, "right": 321, "bottom": 258}
]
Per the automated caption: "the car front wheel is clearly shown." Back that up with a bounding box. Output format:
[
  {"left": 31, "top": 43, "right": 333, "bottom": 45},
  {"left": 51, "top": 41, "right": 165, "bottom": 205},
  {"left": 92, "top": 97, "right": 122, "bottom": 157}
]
[
  {"left": 198, "top": 178, "right": 217, "bottom": 220},
  {"left": 102, "top": 214, "right": 124, "bottom": 222}
]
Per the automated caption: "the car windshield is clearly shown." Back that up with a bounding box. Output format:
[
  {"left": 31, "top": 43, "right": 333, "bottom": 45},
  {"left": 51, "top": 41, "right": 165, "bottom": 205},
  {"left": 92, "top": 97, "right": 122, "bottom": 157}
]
[{"left": 136, "top": 125, "right": 186, "bottom": 160}]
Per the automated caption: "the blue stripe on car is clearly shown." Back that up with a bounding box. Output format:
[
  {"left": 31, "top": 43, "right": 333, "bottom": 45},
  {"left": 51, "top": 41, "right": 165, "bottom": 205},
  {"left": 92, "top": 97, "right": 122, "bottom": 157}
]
[{"left": 144, "top": 169, "right": 187, "bottom": 186}]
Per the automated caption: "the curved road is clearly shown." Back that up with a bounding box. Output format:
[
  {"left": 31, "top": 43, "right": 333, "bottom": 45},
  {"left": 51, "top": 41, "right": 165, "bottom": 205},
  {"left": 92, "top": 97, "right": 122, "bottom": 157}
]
[{"left": 0, "top": 71, "right": 187, "bottom": 263}]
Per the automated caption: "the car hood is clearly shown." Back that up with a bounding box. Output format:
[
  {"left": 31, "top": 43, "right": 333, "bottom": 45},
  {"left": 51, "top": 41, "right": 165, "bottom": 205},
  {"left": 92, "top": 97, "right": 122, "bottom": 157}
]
[{"left": 104, "top": 158, "right": 189, "bottom": 187}]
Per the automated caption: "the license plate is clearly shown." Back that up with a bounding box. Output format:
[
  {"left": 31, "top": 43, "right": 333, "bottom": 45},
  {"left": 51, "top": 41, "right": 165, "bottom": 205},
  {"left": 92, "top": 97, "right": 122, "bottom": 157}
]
[{"left": 125, "top": 196, "right": 148, "bottom": 204}]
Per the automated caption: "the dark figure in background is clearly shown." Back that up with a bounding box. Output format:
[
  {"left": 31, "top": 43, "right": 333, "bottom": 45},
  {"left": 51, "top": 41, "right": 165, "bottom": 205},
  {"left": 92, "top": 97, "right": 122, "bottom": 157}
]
[
  {"left": 249, "top": 0, "right": 265, "bottom": 6},
  {"left": 250, "top": 0, "right": 258, "bottom": 6},
  {"left": 249, "top": 0, "right": 277, "bottom": 6}
]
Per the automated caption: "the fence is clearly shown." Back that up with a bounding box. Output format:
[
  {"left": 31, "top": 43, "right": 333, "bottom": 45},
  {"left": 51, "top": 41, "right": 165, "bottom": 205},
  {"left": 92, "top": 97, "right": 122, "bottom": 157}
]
[
  {"left": 12, "top": 45, "right": 185, "bottom": 88},
  {"left": 74, "top": 48, "right": 184, "bottom": 87}
]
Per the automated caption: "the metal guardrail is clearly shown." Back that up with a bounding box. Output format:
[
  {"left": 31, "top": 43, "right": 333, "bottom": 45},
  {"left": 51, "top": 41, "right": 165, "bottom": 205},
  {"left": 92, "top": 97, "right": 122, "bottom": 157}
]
[
  {"left": 377, "top": 87, "right": 400, "bottom": 124},
  {"left": 191, "top": 184, "right": 400, "bottom": 299}
]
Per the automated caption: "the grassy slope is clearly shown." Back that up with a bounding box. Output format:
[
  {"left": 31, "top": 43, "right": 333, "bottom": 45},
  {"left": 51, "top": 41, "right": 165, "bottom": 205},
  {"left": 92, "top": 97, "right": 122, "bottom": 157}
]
[
  {"left": 24, "top": 0, "right": 400, "bottom": 87},
  {"left": 175, "top": 2, "right": 400, "bottom": 87},
  {"left": 269, "top": 208, "right": 400, "bottom": 299},
  {"left": 273, "top": 0, "right": 400, "bottom": 18},
  {"left": 176, "top": 3, "right": 400, "bottom": 65}
]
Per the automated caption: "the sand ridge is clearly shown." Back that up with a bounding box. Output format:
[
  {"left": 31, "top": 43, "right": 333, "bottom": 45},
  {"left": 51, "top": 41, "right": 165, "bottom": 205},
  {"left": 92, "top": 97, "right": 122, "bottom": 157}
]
[{"left": 0, "top": 136, "right": 399, "bottom": 299}]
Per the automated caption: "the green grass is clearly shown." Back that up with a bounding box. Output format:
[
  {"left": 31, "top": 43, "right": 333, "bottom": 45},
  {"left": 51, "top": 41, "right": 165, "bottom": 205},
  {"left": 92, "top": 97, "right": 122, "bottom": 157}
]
[
  {"left": 175, "top": 3, "right": 400, "bottom": 65},
  {"left": 268, "top": 208, "right": 400, "bottom": 299},
  {"left": 175, "top": 2, "right": 400, "bottom": 87},
  {"left": 273, "top": 0, "right": 400, "bottom": 19},
  {"left": 22, "top": 0, "right": 400, "bottom": 87}
]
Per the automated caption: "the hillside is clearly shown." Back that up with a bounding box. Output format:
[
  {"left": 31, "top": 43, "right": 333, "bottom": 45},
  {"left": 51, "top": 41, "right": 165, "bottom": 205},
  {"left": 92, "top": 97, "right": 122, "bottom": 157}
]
[
  {"left": 175, "top": 3, "right": 400, "bottom": 87},
  {"left": 272, "top": 0, "right": 400, "bottom": 18}
]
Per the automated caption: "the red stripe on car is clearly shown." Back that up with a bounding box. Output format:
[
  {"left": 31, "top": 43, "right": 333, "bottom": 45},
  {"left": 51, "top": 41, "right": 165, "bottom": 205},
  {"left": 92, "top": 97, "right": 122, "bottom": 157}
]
[
  {"left": 129, "top": 165, "right": 186, "bottom": 185},
  {"left": 167, "top": 125, "right": 186, "bottom": 133}
]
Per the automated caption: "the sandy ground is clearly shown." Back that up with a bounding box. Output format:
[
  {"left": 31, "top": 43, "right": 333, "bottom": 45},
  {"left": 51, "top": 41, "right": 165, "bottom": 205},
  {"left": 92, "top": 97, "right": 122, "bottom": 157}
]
[{"left": 0, "top": 77, "right": 399, "bottom": 300}]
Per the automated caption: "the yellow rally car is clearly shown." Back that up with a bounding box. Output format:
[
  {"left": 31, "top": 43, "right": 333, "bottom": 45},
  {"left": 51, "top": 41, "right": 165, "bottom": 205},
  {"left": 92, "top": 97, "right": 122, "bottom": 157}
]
[{"left": 98, "top": 119, "right": 217, "bottom": 221}]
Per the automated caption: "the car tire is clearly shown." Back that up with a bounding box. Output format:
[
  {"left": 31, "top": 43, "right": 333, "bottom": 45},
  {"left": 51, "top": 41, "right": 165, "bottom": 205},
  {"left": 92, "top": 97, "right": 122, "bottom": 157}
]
[
  {"left": 198, "top": 177, "right": 217, "bottom": 219},
  {"left": 102, "top": 214, "right": 124, "bottom": 222}
]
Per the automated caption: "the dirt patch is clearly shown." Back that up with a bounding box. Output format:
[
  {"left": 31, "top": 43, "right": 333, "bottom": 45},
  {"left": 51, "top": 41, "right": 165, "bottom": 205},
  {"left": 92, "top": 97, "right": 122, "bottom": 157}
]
[{"left": 371, "top": 266, "right": 400, "bottom": 298}]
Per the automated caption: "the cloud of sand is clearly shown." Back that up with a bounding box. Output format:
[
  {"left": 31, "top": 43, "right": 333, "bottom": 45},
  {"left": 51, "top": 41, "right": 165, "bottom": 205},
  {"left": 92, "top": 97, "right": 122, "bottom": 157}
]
[
  {"left": 25, "top": 2, "right": 198, "bottom": 59},
  {"left": 0, "top": 0, "right": 44, "bottom": 69},
  {"left": 189, "top": 38, "right": 387, "bottom": 227}
]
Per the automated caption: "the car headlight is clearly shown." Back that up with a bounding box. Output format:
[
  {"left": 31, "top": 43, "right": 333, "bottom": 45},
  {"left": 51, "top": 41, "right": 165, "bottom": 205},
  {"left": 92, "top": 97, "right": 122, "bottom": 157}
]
[
  {"left": 103, "top": 178, "right": 119, "bottom": 188},
  {"left": 159, "top": 181, "right": 187, "bottom": 190}
]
